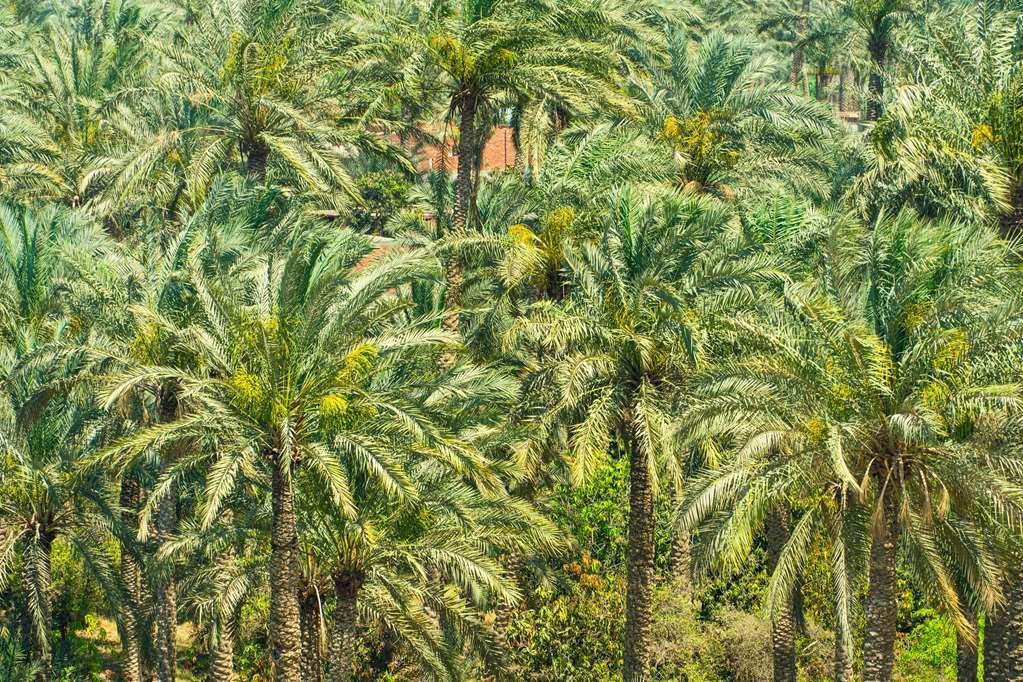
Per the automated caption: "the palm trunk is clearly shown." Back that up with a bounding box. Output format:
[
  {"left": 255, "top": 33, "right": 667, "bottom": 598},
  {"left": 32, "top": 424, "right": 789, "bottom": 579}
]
[
  {"left": 495, "top": 552, "right": 524, "bottom": 644},
  {"left": 984, "top": 563, "right": 1023, "bottom": 681},
  {"left": 209, "top": 615, "right": 236, "bottom": 682},
  {"left": 453, "top": 95, "right": 477, "bottom": 233},
  {"left": 862, "top": 491, "right": 901, "bottom": 682},
  {"left": 119, "top": 475, "right": 143, "bottom": 682},
  {"left": 270, "top": 458, "right": 303, "bottom": 682},
  {"left": 789, "top": 0, "right": 810, "bottom": 92},
  {"left": 155, "top": 489, "right": 177, "bottom": 682},
  {"left": 327, "top": 569, "right": 363, "bottom": 682},
  {"left": 156, "top": 390, "right": 179, "bottom": 682},
  {"left": 300, "top": 584, "right": 324, "bottom": 682},
  {"left": 668, "top": 484, "right": 692, "bottom": 590},
  {"left": 766, "top": 507, "right": 797, "bottom": 682},
  {"left": 439, "top": 94, "right": 478, "bottom": 369},
  {"left": 834, "top": 606, "right": 855, "bottom": 682},
  {"left": 998, "top": 181, "right": 1023, "bottom": 237},
  {"left": 838, "top": 65, "right": 847, "bottom": 112},
  {"left": 866, "top": 39, "right": 888, "bottom": 122},
  {"left": 623, "top": 430, "right": 655, "bottom": 682},
  {"left": 956, "top": 604, "right": 978, "bottom": 682},
  {"left": 23, "top": 533, "right": 53, "bottom": 682}
]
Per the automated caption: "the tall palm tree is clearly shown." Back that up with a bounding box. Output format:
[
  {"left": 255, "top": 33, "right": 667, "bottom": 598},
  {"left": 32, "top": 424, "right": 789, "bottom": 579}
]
[
  {"left": 299, "top": 463, "right": 558, "bottom": 681},
  {"left": 102, "top": 225, "right": 502, "bottom": 682},
  {"left": 849, "top": 0, "right": 911, "bottom": 122},
  {"left": 408, "top": 0, "right": 633, "bottom": 334},
  {"left": 0, "top": 201, "right": 117, "bottom": 682},
  {"left": 683, "top": 210, "right": 1023, "bottom": 682},
  {"left": 512, "top": 186, "right": 777, "bottom": 680},
  {"left": 0, "top": 0, "right": 163, "bottom": 204}
]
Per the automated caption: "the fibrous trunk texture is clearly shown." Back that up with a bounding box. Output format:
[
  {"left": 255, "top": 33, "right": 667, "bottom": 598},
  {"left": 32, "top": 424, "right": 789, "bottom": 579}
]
[
  {"left": 866, "top": 40, "right": 888, "bottom": 122},
  {"left": 955, "top": 604, "right": 978, "bottom": 682},
  {"left": 210, "top": 616, "right": 236, "bottom": 682},
  {"left": 327, "top": 569, "right": 363, "bottom": 682},
  {"left": 766, "top": 507, "right": 797, "bottom": 682},
  {"left": 834, "top": 604, "right": 855, "bottom": 682},
  {"left": 270, "top": 459, "right": 304, "bottom": 682},
  {"left": 156, "top": 390, "right": 179, "bottom": 682},
  {"left": 984, "top": 562, "right": 1023, "bottom": 681},
  {"left": 862, "top": 492, "right": 900, "bottom": 682},
  {"left": 119, "top": 475, "right": 143, "bottom": 682},
  {"left": 300, "top": 584, "right": 323, "bottom": 682},
  {"left": 623, "top": 433, "right": 655, "bottom": 682},
  {"left": 439, "top": 95, "right": 478, "bottom": 370},
  {"left": 669, "top": 484, "right": 692, "bottom": 590},
  {"left": 155, "top": 489, "right": 177, "bottom": 682}
]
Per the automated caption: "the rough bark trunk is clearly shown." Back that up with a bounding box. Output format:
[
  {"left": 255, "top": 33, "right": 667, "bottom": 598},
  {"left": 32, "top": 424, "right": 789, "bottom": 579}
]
[
  {"left": 956, "top": 604, "right": 978, "bottom": 682},
  {"left": 155, "top": 489, "right": 177, "bottom": 682},
  {"left": 300, "top": 584, "right": 324, "bottom": 682},
  {"left": 439, "top": 95, "right": 478, "bottom": 369},
  {"left": 766, "top": 507, "right": 797, "bottom": 682},
  {"left": 838, "top": 65, "right": 847, "bottom": 112},
  {"left": 834, "top": 605, "right": 855, "bottom": 682},
  {"left": 327, "top": 569, "right": 363, "bottom": 682},
  {"left": 623, "top": 431, "right": 655, "bottom": 682},
  {"left": 789, "top": 0, "right": 810, "bottom": 92},
  {"left": 23, "top": 533, "right": 53, "bottom": 682},
  {"left": 668, "top": 483, "right": 692, "bottom": 590},
  {"left": 866, "top": 40, "right": 888, "bottom": 122},
  {"left": 862, "top": 491, "right": 901, "bottom": 682},
  {"left": 984, "top": 562, "right": 1023, "bottom": 682},
  {"left": 209, "top": 614, "right": 236, "bottom": 682},
  {"left": 270, "top": 458, "right": 304, "bottom": 682},
  {"left": 495, "top": 552, "right": 524, "bottom": 643},
  {"left": 245, "top": 140, "right": 270, "bottom": 182},
  {"left": 998, "top": 181, "right": 1023, "bottom": 238},
  {"left": 156, "top": 390, "right": 179, "bottom": 682},
  {"left": 119, "top": 475, "right": 143, "bottom": 682}
]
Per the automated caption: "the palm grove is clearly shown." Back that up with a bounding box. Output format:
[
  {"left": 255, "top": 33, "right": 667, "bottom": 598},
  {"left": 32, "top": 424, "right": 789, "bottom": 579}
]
[{"left": 2, "top": 0, "right": 1023, "bottom": 681}]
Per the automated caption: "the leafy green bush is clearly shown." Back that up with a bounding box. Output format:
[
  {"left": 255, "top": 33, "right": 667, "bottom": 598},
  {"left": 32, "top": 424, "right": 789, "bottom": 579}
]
[
  {"left": 352, "top": 171, "right": 411, "bottom": 234},
  {"left": 895, "top": 610, "right": 957, "bottom": 681}
]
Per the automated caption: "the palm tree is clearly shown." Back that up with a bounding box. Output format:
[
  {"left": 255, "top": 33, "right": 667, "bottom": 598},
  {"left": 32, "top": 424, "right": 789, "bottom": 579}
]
[
  {"left": 298, "top": 461, "right": 558, "bottom": 681},
  {"left": 85, "top": 0, "right": 408, "bottom": 222},
  {"left": 409, "top": 0, "right": 633, "bottom": 333},
  {"left": 848, "top": 0, "right": 911, "bottom": 122},
  {"left": 0, "top": 0, "right": 163, "bottom": 205},
  {"left": 862, "top": 2, "right": 1023, "bottom": 232},
  {"left": 102, "top": 225, "right": 504, "bottom": 682},
  {"left": 683, "top": 210, "right": 1023, "bottom": 682},
  {"left": 512, "top": 186, "right": 776, "bottom": 680},
  {"left": 0, "top": 201, "right": 117, "bottom": 682},
  {"left": 636, "top": 28, "right": 834, "bottom": 197}
]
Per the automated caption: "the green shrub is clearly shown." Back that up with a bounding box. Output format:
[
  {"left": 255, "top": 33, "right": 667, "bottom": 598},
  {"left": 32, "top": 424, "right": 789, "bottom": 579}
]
[{"left": 895, "top": 610, "right": 957, "bottom": 682}]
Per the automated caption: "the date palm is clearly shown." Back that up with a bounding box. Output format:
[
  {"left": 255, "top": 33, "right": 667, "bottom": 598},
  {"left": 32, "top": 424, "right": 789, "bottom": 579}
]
[
  {"left": 0, "top": 0, "right": 161, "bottom": 204},
  {"left": 299, "top": 463, "right": 559, "bottom": 681},
  {"left": 0, "top": 201, "right": 117, "bottom": 682},
  {"left": 683, "top": 210, "right": 1023, "bottom": 682},
  {"left": 102, "top": 225, "right": 502, "bottom": 682},
  {"left": 511, "top": 186, "right": 778, "bottom": 680},
  {"left": 407, "top": 0, "right": 634, "bottom": 337},
  {"left": 861, "top": 2, "right": 1023, "bottom": 230},
  {"left": 637, "top": 28, "right": 834, "bottom": 197},
  {"left": 86, "top": 0, "right": 407, "bottom": 222}
]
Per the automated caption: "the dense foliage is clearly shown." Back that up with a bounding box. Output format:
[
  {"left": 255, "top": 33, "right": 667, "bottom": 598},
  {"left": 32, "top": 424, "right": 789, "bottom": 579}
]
[{"left": 2, "top": 1, "right": 1023, "bottom": 681}]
